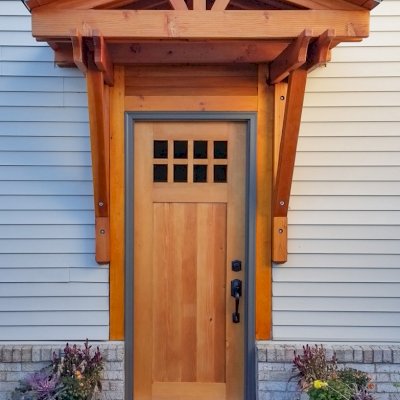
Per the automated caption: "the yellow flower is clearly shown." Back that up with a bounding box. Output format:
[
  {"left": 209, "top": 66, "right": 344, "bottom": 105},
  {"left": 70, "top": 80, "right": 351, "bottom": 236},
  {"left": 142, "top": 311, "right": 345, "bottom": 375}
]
[
  {"left": 313, "top": 380, "right": 328, "bottom": 389},
  {"left": 75, "top": 371, "right": 83, "bottom": 380}
]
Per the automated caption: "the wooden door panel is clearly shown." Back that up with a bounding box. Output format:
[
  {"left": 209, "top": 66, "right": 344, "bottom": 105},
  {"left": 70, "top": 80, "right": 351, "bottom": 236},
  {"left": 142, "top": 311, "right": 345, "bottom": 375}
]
[
  {"left": 134, "top": 121, "right": 245, "bottom": 400},
  {"left": 152, "top": 203, "right": 226, "bottom": 385}
]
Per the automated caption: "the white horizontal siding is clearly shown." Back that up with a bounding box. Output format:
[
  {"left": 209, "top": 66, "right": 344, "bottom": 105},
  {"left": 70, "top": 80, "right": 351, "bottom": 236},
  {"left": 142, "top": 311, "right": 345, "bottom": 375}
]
[
  {"left": 273, "top": 0, "right": 400, "bottom": 342},
  {"left": 0, "top": 1, "right": 107, "bottom": 341}
]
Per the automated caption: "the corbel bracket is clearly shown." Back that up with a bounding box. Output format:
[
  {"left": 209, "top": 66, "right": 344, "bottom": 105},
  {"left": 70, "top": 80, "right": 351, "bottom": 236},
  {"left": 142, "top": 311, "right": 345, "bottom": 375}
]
[
  {"left": 272, "top": 29, "right": 336, "bottom": 263},
  {"left": 70, "top": 30, "right": 114, "bottom": 263}
]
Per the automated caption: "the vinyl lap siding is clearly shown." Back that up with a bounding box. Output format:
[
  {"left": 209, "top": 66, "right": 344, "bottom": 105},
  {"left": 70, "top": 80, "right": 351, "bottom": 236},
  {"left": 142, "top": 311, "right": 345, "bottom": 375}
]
[
  {"left": 273, "top": 0, "right": 400, "bottom": 342},
  {"left": 0, "top": 1, "right": 108, "bottom": 340}
]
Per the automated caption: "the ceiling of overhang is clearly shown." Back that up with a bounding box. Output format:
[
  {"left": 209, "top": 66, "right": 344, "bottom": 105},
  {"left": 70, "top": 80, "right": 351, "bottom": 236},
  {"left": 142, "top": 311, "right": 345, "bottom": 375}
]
[{"left": 25, "top": 0, "right": 381, "bottom": 11}]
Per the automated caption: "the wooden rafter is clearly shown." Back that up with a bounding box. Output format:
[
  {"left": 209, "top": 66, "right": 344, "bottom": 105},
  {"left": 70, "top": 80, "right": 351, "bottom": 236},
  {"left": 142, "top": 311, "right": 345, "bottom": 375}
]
[
  {"left": 169, "top": 0, "right": 189, "bottom": 9},
  {"left": 211, "top": 0, "right": 231, "bottom": 11},
  {"left": 282, "top": 0, "right": 365, "bottom": 10},
  {"left": 269, "top": 28, "right": 312, "bottom": 84},
  {"left": 26, "top": 0, "right": 381, "bottom": 9}
]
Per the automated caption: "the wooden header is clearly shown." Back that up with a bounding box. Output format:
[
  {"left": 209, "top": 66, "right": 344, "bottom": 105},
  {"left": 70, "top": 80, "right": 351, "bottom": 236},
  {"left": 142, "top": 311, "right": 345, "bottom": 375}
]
[{"left": 32, "top": 9, "right": 369, "bottom": 41}]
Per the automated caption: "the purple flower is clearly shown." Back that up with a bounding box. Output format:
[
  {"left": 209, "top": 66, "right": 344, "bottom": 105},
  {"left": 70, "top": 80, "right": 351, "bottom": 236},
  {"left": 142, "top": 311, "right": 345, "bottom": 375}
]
[{"left": 25, "top": 372, "right": 60, "bottom": 399}]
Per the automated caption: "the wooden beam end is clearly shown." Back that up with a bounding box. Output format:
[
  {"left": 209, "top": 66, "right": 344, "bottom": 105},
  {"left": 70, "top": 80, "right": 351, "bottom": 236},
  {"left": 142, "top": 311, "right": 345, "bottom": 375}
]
[
  {"left": 95, "top": 217, "right": 110, "bottom": 264},
  {"left": 269, "top": 28, "right": 313, "bottom": 84},
  {"left": 272, "top": 217, "right": 287, "bottom": 264}
]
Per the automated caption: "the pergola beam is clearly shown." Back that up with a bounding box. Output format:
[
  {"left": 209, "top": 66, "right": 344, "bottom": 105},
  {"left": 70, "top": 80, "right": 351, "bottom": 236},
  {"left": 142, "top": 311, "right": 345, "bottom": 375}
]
[
  {"left": 269, "top": 29, "right": 312, "bottom": 84},
  {"left": 32, "top": 9, "right": 370, "bottom": 41},
  {"left": 305, "top": 28, "right": 335, "bottom": 71}
]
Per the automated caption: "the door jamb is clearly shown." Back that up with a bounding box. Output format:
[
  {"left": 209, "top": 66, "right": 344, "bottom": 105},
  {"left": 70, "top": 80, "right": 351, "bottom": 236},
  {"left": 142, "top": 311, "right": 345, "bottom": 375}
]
[{"left": 124, "top": 112, "right": 257, "bottom": 400}]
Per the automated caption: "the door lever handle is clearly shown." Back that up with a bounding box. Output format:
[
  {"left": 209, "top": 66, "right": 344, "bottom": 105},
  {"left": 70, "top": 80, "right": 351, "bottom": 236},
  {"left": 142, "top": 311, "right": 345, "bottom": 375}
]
[{"left": 231, "top": 279, "right": 242, "bottom": 323}]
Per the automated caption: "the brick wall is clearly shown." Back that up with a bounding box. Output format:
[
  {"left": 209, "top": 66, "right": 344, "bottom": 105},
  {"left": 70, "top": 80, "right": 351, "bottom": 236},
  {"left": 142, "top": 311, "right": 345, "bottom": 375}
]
[
  {"left": 257, "top": 344, "right": 400, "bottom": 400},
  {"left": 0, "top": 342, "right": 124, "bottom": 400}
]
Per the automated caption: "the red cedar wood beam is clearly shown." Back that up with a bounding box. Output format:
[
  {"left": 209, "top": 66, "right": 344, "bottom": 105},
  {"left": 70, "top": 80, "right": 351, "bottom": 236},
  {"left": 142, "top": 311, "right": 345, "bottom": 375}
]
[
  {"left": 269, "top": 28, "right": 312, "bottom": 84},
  {"left": 305, "top": 28, "right": 335, "bottom": 72},
  {"left": 272, "top": 68, "right": 307, "bottom": 263},
  {"left": 71, "top": 30, "right": 88, "bottom": 74},
  {"left": 51, "top": 41, "right": 290, "bottom": 66},
  {"left": 31, "top": 10, "right": 370, "bottom": 41},
  {"left": 86, "top": 58, "right": 110, "bottom": 264},
  {"left": 93, "top": 33, "right": 114, "bottom": 86}
]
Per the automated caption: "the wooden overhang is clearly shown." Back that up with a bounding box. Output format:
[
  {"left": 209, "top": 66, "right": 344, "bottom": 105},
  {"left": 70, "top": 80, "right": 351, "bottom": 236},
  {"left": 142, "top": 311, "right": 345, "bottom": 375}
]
[{"left": 25, "top": 0, "right": 381, "bottom": 265}]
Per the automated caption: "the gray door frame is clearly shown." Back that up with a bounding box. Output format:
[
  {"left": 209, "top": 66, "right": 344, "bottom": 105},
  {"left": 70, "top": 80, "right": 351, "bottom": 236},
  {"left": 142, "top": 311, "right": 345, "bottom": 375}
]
[{"left": 124, "top": 112, "right": 257, "bottom": 400}]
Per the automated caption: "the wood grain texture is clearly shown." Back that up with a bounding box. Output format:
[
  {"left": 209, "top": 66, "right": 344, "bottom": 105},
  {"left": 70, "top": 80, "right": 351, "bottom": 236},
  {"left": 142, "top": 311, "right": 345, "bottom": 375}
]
[
  {"left": 273, "top": 68, "right": 307, "bottom": 217},
  {"left": 31, "top": 9, "right": 370, "bottom": 41},
  {"left": 255, "top": 65, "right": 273, "bottom": 340},
  {"left": 272, "top": 216, "right": 287, "bottom": 263},
  {"left": 152, "top": 382, "right": 226, "bottom": 400},
  {"left": 134, "top": 123, "right": 154, "bottom": 399},
  {"left": 86, "top": 62, "right": 110, "bottom": 263},
  {"left": 269, "top": 28, "right": 312, "bottom": 84},
  {"left": 26, "top": 0, "right": 380, "bottom": 10},
  {"left": 134, "top": 121, "right": 245, "bottom": 399},
  {"left": 125, "top": 96, "right": 257, "bottom": 112},
  {"left": 110, "top": 66, "right": 125, "bottom": 340}
]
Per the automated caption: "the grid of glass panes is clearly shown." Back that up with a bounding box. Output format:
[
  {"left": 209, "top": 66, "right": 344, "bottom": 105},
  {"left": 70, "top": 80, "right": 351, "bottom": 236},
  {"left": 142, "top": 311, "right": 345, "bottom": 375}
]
[{"left": 153, "top": 139, "right": 228, "bottom": 183}]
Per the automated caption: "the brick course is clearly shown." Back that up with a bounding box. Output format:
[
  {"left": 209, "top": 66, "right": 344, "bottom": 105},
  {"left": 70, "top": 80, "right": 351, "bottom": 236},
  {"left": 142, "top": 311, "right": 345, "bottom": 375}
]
[
  {"left": 0, "top": 342, "right": 124, "bottom": 400},
  {"left": 257, "top": 344, "right": 400, "bottom": 400}
]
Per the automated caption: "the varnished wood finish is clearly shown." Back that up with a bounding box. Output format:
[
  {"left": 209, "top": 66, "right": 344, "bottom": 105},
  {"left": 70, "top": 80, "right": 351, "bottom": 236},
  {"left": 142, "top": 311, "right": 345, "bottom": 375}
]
[
  {"left": 31, "top": 9, "right": 370, "bottom": 41},
  {"left": 134, "top": 121, "right": 246, "bottom": 399},
  {"left": 26, "top": 0, "right": 381, "bottom": 10},
  {"left": 71, "top": 31, "right": 87, "bottom": 74},
  {"left": 110, "top": 66, "right": 125, "bottom": 340},
  {"left": 273, "top": 68, "right": 307, "bottom": 218},
  {"left": 86, "top": 61, "right": 110, "bottom": 263},
  {"left": 305, "top": 29, "right": 335, "bottom": 72},
  {"left": 93, "top": 34, "right": 114, "bottom": 86},
  {"left": 272, "top": 68, "right": 307, "bottom": 263},
  {"left": 125, "top": 65, "right": 258, "bottom": 112},
  {"left": 269, "top": 29, "right": 312, "bottom": 84},
  {"left": 272, "top": 216, "right": 288, "bottom": 263},
  {"left": 255, "top": 65, "right": 273, "bottom": 340}
]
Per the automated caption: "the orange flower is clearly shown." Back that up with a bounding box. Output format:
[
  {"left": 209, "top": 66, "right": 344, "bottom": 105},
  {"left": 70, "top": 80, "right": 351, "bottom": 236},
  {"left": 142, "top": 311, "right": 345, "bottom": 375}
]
[{"left": 75, "top": 371, "right": 83, "bottom": 380}]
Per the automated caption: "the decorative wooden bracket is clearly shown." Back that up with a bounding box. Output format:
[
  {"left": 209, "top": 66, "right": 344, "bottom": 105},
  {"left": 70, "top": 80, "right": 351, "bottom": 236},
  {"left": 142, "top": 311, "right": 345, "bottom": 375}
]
[
  {"left": 269, "top": 29, "right": 312, "bottom": 84},
  {"left": 272, "top": 29, "right": 336, "bottom": 263},
  {"left": 71, "top": 31, "right": 114, "bottom": 264},
  {"left": 305, "top": 29, "right": 335, "bottom": 72}
]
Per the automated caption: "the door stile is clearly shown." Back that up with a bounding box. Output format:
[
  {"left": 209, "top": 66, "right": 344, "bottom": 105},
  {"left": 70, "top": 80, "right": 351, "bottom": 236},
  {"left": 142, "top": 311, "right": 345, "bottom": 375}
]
[
  {"left": 134, "top": 125, "right": 154, "bottom": 399},
  {"left": 226, "top": 123, "right": 246, "bottom": 400}
]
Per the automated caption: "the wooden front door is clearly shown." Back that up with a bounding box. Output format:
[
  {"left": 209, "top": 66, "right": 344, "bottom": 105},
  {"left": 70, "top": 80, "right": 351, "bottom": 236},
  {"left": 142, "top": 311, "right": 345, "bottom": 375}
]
[{"left": 133, "top": 121, "right": 246, "bottom": 400}]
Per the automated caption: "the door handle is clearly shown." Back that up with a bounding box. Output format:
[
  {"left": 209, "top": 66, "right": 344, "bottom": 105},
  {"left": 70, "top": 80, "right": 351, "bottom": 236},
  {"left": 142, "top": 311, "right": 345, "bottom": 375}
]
[{"left": 231, "top": 279, "right": 242, "bottom": 323}]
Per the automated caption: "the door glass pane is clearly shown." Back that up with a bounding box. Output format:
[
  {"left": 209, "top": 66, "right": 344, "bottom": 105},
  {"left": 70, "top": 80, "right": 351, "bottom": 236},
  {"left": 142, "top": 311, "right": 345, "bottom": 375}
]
[
  {"left": 174, "top": 141, "right": 188, "bottom": 159},
  {"left": 214, "top": 141, "right": 227, "bottom": 159},
  {"left": 174, "top": 164, "right": 188, "bottom": 182},
  {"left": 214, "top": 165, "right": 227, "bottom": 183},
  {"left": 194, "top": 141, "right": 208, "bottom": 159},
  {"left": 154, "top": 140, "right": 168, "bottom": 159},
  {"left": 154, "top": 164, "right": 168, "bottom": 182},
  {"left": 193, "top": 165, "right": 207, "bottom": 183}
]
